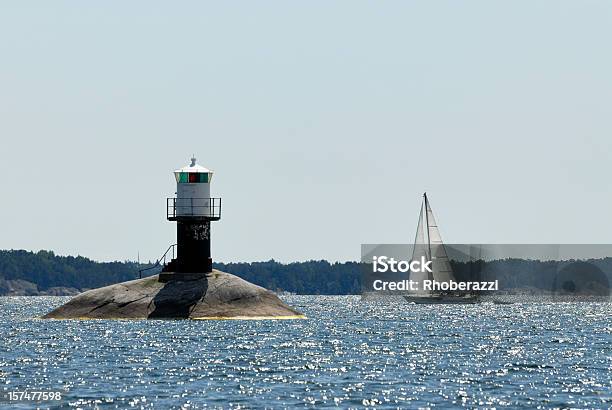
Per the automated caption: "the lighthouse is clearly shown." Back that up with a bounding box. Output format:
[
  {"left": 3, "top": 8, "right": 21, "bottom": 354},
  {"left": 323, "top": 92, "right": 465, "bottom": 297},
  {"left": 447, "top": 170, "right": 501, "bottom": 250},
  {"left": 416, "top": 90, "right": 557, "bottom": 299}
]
[
  {"left": 165, "top": 157, "right": 221, "bottom": 273},
  {"left": 44, "top": 156, "right": 305, "bottom": 320}
]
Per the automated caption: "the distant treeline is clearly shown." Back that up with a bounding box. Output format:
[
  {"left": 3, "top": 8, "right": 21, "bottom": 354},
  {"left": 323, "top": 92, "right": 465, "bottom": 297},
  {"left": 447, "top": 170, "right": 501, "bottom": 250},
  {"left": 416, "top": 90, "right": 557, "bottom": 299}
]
[
  {"left": 452, "top": 258, "right": 611, "bottom": 293},
  {"left": 0, "top": 250, "right": 610, "bottom": 295},
  {"left": 0, "top": 250, "right": 140, "bottom": 292},
  {"left": 0, "top": 250, "right": 361, "bottom": 295},
  {"left": 214, "top": 261, "right": 361, "bottom": 294}
]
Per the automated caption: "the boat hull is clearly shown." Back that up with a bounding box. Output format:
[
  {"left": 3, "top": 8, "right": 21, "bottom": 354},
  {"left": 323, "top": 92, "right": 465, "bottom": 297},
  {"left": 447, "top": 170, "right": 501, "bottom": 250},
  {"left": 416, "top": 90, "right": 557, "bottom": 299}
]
[{"left": 403, "top": 295, "right": 478, "bottom": 304}]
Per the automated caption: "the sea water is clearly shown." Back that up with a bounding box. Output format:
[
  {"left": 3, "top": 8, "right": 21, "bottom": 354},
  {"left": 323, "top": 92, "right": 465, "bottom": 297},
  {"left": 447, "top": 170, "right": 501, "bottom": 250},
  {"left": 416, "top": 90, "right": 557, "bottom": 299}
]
[{"left": 0, "top": 296, "right": 610, "bottom": 408}]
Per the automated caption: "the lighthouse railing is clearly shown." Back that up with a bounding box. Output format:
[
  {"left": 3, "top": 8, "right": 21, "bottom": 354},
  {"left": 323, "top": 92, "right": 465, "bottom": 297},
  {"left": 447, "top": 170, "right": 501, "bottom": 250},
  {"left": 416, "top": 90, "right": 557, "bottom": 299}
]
[
  {"left": 138, "top": 243, "right": 177, "bottom": 279},
  {"left": 166, "top": 197, "right": 221, "bottom": 220}
]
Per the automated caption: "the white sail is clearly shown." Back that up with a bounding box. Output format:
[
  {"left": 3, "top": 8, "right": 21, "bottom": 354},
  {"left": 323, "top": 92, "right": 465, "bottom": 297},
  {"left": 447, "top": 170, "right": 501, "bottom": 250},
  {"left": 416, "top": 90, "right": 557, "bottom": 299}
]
[
  {"left": 409, "top": 202, "right": 430, "bottom": 294},
  {"left": 425, "top": 197, "right": 456, "bottom": 283}
]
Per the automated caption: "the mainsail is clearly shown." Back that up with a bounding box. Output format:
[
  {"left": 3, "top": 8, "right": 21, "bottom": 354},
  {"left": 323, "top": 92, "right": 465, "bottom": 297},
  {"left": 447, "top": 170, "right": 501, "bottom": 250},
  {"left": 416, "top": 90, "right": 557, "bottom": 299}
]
[
  {"left": 409, "top": 201, "right": 430, "bottom": 294},
  {"left": 408, "top": 193, "right": 456, "bottom": 294}
]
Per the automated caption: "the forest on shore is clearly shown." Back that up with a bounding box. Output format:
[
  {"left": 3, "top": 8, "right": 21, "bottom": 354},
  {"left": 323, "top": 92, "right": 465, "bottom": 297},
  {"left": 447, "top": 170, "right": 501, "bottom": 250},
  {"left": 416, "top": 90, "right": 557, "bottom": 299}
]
[
  {"left": 0, "top": 249, "right": 610, "bottom": 296},
  {"left": 0, "top": 250, "right": 361, "bottom": 295}
]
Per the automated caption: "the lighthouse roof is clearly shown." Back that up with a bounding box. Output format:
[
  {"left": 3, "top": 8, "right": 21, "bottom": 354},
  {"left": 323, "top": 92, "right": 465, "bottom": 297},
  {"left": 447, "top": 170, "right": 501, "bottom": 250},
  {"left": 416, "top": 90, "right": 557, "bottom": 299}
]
[
  {"left": 174, "top": 157, "right": 213, "bottom": 174},
  {"left": 174, "top": 157, "right": 214, "bottom": 183}
]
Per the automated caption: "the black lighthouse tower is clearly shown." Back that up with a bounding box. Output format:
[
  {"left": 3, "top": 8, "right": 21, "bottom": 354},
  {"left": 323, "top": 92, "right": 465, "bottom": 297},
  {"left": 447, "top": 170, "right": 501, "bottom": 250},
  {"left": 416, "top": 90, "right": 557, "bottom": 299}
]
[{"left": 165, "top": 157, "right": 221, "bottom": 273}]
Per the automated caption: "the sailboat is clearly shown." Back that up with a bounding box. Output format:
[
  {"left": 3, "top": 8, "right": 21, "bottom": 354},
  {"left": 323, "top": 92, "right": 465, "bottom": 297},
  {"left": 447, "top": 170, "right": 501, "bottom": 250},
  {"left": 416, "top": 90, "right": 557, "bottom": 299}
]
[{"left": 403, "top": 193, "right": 478, "bottom": 304}]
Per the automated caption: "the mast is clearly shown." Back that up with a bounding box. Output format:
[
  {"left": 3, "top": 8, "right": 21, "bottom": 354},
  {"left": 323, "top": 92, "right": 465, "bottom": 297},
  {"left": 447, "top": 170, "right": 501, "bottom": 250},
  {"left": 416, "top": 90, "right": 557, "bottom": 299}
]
[{"left": 423, "top": 192, "right": 433, "bottom": 282}]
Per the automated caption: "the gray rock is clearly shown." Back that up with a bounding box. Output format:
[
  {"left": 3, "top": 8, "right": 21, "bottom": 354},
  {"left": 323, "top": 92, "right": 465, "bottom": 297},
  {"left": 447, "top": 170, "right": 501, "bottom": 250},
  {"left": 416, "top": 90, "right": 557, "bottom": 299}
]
[
  {"left": 39, "top": 287, "right": 82, "bottom": 296},
  {"left": 0, "top": 279, "right": 39, "bottom": 296},
  {"left": 42, "top": 270, "right": 304, "bottom": 320}
]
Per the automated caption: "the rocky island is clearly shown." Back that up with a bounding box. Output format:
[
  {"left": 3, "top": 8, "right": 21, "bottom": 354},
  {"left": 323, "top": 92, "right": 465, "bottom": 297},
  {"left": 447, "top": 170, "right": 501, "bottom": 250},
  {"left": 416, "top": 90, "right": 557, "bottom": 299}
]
[{"left": 43, "top": 270, "right": 305, "bottom": 320}]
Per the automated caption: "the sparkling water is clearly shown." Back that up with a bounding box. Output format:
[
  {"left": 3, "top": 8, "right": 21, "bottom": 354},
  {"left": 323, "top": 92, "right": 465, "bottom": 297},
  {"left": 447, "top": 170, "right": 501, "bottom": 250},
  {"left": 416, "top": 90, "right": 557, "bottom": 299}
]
[{"left": 1, "top": 296, "right": 610, "bottom": 408}]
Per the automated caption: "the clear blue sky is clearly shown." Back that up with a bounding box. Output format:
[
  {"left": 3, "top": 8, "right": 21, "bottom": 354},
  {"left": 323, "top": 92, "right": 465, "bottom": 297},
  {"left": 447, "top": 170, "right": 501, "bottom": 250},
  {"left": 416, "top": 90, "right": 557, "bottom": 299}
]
[{"left": 1, "top": 1, "right": 611, "bottom": 263}]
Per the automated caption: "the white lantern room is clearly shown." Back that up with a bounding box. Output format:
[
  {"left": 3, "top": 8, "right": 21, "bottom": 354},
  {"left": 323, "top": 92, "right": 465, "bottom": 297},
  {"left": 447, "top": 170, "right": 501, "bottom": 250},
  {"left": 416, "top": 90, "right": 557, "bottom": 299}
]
[{"left": 173, "top": 157, "right": 214, "bottom": 217}]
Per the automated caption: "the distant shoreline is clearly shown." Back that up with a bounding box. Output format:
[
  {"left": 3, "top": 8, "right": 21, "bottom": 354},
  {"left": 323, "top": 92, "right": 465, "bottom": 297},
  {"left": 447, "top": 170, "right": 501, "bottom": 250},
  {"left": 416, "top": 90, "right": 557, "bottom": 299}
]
[
  {"left": 1, "top": 249, "right": 611, "bottom": 296},
  {"left": 0, "top": 249, "right": 361, "bottom": 296}
]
